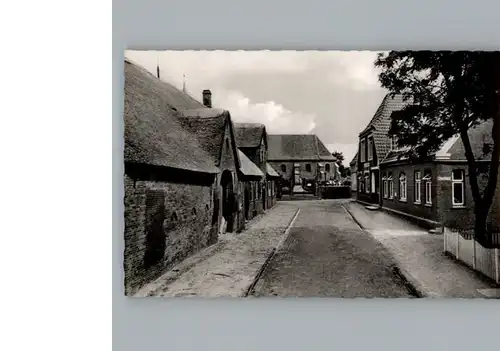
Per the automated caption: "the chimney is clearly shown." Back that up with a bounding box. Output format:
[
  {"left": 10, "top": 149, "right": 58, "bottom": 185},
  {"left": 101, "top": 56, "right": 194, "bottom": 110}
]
[{"left": 202, "top": 89, "right": 212, "bottom": 108}]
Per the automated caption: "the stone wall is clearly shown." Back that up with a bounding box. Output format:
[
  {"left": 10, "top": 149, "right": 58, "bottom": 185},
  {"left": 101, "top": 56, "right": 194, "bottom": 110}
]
[{"left": 124, "top": 173, "right": 218, "bottom": 295}]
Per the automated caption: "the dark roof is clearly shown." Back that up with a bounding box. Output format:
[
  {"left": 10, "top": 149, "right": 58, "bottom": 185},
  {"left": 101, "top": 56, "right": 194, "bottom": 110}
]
[
  {"left": 266, "top": 164, "right": 280, "bottom": 178},
  {"left": 359, "top": 94, "right": 406, "bottom": 161},
  {"left": 267, "top": 134, "right": 336, "bottom": 161},
  {"left": 381, "top": 120, "right": 494, "bottom": 164},
  {"left": 349, "top": 151, "right": 358, "bottom": 166},
  {"left": 234, "top": 123, "right": 266, "bottom": 148},
  {"left": 238, "top": 150, "right": 264, "bottom": 177},
  {"left": 123, "top": 59, "right": 218, "bottom": 174}
]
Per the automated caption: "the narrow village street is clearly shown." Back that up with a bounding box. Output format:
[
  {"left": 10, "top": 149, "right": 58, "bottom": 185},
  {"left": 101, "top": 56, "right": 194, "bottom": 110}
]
[{"left": 251, "top": 199, "right": 414, "bottom": 298}]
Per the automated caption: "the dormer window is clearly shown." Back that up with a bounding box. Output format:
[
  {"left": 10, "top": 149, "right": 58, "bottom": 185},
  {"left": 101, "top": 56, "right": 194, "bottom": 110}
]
[
  {"left": 360, "top": 138, "right": 366, "bottom": 162},
  {"left": 367, "top": 137, "right": 373, "bottom": 161},
  {"left": 390, "top": 135, "right": 398, "bottom": 151}
]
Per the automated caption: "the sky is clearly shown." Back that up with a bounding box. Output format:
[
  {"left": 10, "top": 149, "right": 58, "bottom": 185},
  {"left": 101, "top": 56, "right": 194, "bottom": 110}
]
[{"left": 124, "top": 50, "right": 388, "bottom": 166}]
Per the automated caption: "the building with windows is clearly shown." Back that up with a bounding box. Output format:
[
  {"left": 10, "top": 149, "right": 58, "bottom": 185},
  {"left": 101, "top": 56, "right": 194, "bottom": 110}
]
[
  {"left": 354, "top": 93, "right": 500, "bottom": 233},
  {"left": 355, "top": 94, "right": 406, "bottom": 204},
  {"left": 267, "top": 134, "right": 338, "bottom": 194},
  {"left": 379, "top": 120, "right": 499, "bottom": 231}
]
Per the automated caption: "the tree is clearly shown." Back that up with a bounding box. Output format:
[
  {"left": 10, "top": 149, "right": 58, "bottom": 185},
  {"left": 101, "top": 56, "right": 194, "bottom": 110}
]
[
  {"left": 332, "top": 151, "right": 347, "bottom": 177},
  {"left": 375, "top": 51, "right": 500, "bottom": 243}
]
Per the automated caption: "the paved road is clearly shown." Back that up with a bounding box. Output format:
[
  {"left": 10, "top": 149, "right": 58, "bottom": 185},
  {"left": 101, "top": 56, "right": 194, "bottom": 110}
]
[
  {"left": 252, "top": 199, "right": 414, "bottom": 298},
  {"left": 345, "top": 202, "right": 495, "bottom": 298}
]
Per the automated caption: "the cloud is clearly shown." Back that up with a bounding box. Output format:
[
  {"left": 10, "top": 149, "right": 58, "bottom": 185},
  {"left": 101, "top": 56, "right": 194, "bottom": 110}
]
[
  {"left": 124, "top": 50, "right": 386, "bottom": 151},
  {"left": 215, "top": 90, "right": 317, "bottom": 134}
]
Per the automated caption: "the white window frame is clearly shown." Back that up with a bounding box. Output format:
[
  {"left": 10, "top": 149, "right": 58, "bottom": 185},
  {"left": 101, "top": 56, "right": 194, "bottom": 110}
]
[
  {"left": 367, "top": 137, "right": 373, "bottom": 161},
  {"left": 371, "top": 172, "right": 376, "bottom": 193},
  {"left": 399, "top": 173, "right": 407, "bottom": 201},
  {"left": 414, "top": 171, "right": 421, "bottom": 204},
  {"left": 452, "top": 169, "right": 465, "bottom": 207},
  {"left": 390, "top": 135, "right": 398, "bottom": 151},
  {"left": 387, "top": 174, "right": 394, "bottom": 199},
  {"left": 423, "top": 173, "right": 432, "bottom": 205},
  {"left": 361, "top": 138, "right": 367, "bottom": 162},
  {"left": 382, "top": 174, "right": 388, "bottom": 199}
]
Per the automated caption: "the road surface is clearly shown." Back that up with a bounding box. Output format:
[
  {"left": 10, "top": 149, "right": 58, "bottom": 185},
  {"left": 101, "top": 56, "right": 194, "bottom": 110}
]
[{"left": 251, "top": 199, "right": 414, "bottom": 298}]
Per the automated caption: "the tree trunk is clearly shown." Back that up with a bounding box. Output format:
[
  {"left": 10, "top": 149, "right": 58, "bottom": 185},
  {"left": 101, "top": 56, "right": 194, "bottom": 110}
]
[{"left": 474, "top": 202, "right": 488, "bottom": 243}]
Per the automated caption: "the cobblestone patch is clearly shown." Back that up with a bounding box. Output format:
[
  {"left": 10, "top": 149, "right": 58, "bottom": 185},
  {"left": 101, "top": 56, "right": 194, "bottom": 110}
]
[{"left": 133, "top": 202, "right": 299, "bottom": 298}]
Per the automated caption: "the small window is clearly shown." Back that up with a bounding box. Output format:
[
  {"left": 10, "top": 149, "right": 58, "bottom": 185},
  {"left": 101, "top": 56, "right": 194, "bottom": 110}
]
[
  {"left": 325, "top": 164, "right": 331, "bottom": 172},
  {"left": 423, "top": 172, "right": 432, "bottom": 205},
  {"left": 390, "top": 135, "right": 398, "bottom": 151},
  {"left": 368, "top": 137, "right": 373, "bottom": 161},
  {"left": 452, "top": 169, "right": 465, "bottom": 207},
  {"left": 414, "top": 171, "right": 421, "bottom": 203},
  {"left": 360, "top": 139, "right": 366, "bottom": 162},
  {"left": 382, "top": 173, "right": 388, "bottom": 198},
  {"left": 399, "top": 173, "right": 407, "bottom": 201},
  {"left": 306, "top": 164, "right": 311, "bottom": 172},
  {"left": 387, "top": 173, "right": 394, "bottom": 199},
  {"left": 281, "top": 164, "right": 286, "bottom": 173}
]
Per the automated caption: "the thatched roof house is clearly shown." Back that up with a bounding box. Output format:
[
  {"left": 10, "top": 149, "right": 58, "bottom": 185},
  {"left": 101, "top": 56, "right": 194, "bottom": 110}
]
[{"left": 123, "top": 58, "right": 218, "bottom": 174}]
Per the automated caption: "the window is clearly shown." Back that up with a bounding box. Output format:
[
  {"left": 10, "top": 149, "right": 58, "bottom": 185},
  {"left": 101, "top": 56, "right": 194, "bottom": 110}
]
[
  {"left": 368, "top": 137, "right": 373, "bottom": 160},
  {"left": 388, "top": 173, "right": 394, "bottom": 199},
  {"left": 325, "top": 164, "right": 330, "bottom": 172},
  {"left": 359, "top": 176, "right": 364, "bottom": 193},
  {"left": 390, "top": 135, "right": 398, "bottom": 150},
  {"left": 365, "top": 174, "right": 370, "bottom": 194},
  {"left": 423, "top": 172, "right": 432, "bottom": 205},
  {"left": 360, "top": 139, "right": 366, "bottom": 162},
  {"left": 399, "top": 173, "right": 407, "bottom": 201},
  {"left": 382, "top": 173, "right": 388, "bottom": 198},
  {"left": 306, "top": 164, "right": 311, "bottom": 172},
  {"left": 414, "top": 171, "right": 421, "bottom": 203},
  {"left": 452, "top": 170, "right": 465, "bottom": 207},
  {"left": 371, "top": 172, "right": 376, "bottom": 193},
  {"left": 281, "top": 164, "right": 286, "bottom": 173}
]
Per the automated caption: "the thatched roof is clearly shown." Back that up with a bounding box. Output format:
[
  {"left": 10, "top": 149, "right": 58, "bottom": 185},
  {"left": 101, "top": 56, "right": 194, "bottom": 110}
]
[
  {"left": 267, "top": 134, "right": 335, "bottom": 161},
  {"left": 238, "top": 150, "right": 264, "bottom": 178},
  {"left": 123, "top": 59, "right": 218, "bottom": 174},
  {"left": 234, "top": 123, "right": 266, "bottom": 148}
]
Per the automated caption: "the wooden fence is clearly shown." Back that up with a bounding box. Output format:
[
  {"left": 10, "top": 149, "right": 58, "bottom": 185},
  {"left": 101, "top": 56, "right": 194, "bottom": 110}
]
[{"left": 444, "top": 228, "right": 500, "bottom": 284}]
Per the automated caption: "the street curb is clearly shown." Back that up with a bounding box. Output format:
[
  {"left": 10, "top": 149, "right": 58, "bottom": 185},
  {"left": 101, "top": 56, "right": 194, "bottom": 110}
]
[
  {"left": 341, "top": 204, "right": 365, "bottom": 230},
  {"left": 342, "top": 204, "right": 427, "bottom": 298},
  {"left": 243, "top": 208, "right": 300, "bottom": 297}
]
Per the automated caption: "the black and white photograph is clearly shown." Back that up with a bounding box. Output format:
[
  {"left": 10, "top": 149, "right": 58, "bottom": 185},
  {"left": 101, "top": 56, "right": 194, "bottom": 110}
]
[{"left": 123, "top": 50, "right": 500, "bottom": 298}]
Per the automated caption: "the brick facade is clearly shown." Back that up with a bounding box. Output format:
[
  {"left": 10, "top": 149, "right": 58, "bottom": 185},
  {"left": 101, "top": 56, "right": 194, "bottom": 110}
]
[
  {"left": 380, "top": 161, "right": 500, "bottom": 230},
  {"left": 380, "top": 162, "right": 438, "bottom": 226},
  {"left": 124, "top": 173, "right": 218, "bottom": 295}
]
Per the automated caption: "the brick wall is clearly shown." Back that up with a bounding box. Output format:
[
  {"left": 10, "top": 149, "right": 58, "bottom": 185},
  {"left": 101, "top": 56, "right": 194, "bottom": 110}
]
[
  {"left": 437, "top": 163, "right": 500, "bottom": 229},
  {"left": 124, "top": 173, "right": 218, "bottom": 296},
  {"left": 380, "top": 162, "right": 437, "bottom": 223}
]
